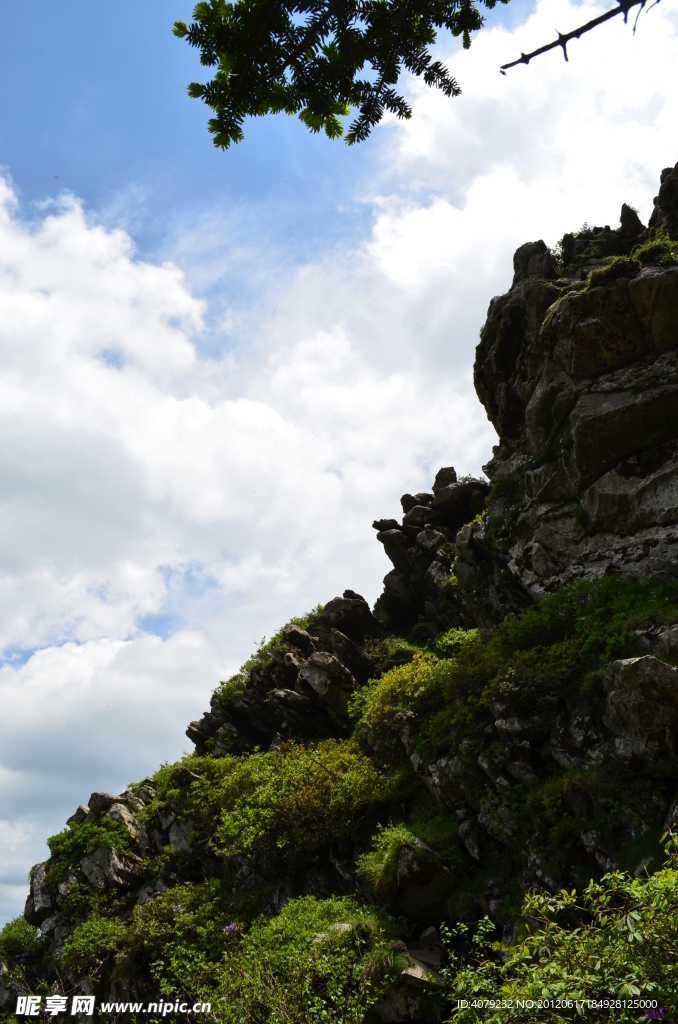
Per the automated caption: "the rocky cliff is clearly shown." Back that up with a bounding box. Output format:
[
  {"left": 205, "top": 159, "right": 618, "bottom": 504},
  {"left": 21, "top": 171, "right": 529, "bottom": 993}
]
[{"left": 4, "top": 164, "right": 678, "bottom": 1024}]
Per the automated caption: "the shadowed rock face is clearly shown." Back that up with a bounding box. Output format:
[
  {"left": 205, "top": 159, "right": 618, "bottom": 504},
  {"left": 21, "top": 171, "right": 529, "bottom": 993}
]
[{"left": 469, "top": 162, "right": 678, "bottom": 602}]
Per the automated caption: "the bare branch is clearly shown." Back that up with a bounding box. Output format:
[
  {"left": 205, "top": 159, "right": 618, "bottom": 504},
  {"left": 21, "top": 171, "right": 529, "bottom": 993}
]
[{"left": 499, "top": 0, "right": 657, "bottom": 74}]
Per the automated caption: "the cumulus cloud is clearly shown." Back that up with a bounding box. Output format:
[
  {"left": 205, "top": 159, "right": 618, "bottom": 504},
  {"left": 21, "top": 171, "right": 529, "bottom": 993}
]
[
  {"left": 0, "top": 180, "right": 494, "bottom": 922},
  {"left": 2, "top": 0, "right": 677, "bottom": 924},
  {"left": 369, "top": 0, "right": 678, "bottom": 281}
]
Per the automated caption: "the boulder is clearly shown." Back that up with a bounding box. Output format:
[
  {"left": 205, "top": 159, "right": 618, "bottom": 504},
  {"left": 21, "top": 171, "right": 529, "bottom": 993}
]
[
  {"left": 400, "top": 493, "right": 433, "bottom": 513},
  {"left": 432, "top": 483, "right": 469, "bottom": 522},
  {"left": 402, "top": 505, "right": 442, "bottom": 530},
  {"left": 80, "top": 848, "right": 143, "bottom": 891},
  {"left": 327, "top": 628, "right": 374, "bottom": 684},
  {"left": 416, "top": 527, "right": 446, "bottom": 553},
  {"left": 603, "top": 655, "right": 678, "bottom": 760},
  {"left": 512, "top": 240, "right": 557, "bottom": 286},
  {"left": 283, "top": 624, "right": 315, "bottom": 654},
  {"left": 318, "top": 591, "right": 379, "bottom": 640},
  {"left": 106, "top": 802, "right": 140, "bottom": 838},
  {"left": 298, "top": 653, "right": 356, "bottom": 717},
  {"left": 378, "top": 529, "right": 414, "bottom": 573},
  {"left": 373, "top": 518, "right": 402, "bottom": 532},
  {"left": 266, "top": 689, "right": 343, "bottom": 738},
  {"left": 87, "top": 792, "right": 118, "bottom": 816},
  {"left": 619, "top": 203, "right": 645, "bottom": 239},
  {"left": 24, "top": 863, "right": 53, "bottom": 925},
  {"left": 66, "top": 805, "right": 89, "bottom": 826},
  {"left": 432, "top": 467, "right": 457, "bottom": 494}
]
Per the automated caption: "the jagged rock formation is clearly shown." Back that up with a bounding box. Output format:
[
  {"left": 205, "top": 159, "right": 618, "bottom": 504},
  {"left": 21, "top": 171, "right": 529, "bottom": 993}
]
[
  {"left": 473, "top": 176, "right": 678, "bottom": 603},
  {"left": 372, "top": 470, "right": 489, "bottom": 632},
  {"left": 186, "top": 592, "right": 384, "bottom": 756},
  {"left": 6, "top": 163, "right": 678, "bottom": 1024},
  {"left": 186, "top": 478, "right": 491, "bottom": 759}
]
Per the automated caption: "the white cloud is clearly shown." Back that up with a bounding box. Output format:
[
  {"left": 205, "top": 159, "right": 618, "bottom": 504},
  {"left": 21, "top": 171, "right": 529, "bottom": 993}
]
[
  {"left": 0, "top": 631, "right": 222, "bottom": 922},
  {"left": 2, "top": 0, "right": 678, "bottom": 925},
  {"left": 0, "top": 180, "right": 494, "bottom": 924},
  {"left": 369, "top": 0, "right": 678, "bottom": 282}
]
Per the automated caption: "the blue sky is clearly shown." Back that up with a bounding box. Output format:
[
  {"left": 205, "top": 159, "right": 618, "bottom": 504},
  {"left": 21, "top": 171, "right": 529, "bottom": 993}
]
[
  {"left": 1, "top": 1, "right": 378, "bottom": 259},
  {"left": 0, "top": 0, "right": 677, "bottom": 924},
  {"left": 0, "top": 0, "right": 533, "bottom": 262}
]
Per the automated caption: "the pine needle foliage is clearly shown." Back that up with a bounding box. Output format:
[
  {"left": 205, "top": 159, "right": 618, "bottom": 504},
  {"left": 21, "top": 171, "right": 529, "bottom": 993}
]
[{"left": 173, "top": 0, "right": 508, "bottom": 148}]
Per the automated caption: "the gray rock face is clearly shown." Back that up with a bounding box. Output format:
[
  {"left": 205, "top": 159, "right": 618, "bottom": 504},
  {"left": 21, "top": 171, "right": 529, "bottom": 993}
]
[
  {"left": 106, "top": 801, "right": 140, "bottom": 838},
  {"left": 66, "top": 804, "right": 89, "bottom": 826},
  {"left": 603, "top": 656, "right": 678, "bottom": 760},
  {"left": 87, "top": 792, "right": 118, "bottom": 815},
  {"left": 168, "top": 820, "right": 193, "bottom": 854},
  {"left": 24, "top": 862, "right": 54, "bottom": 925},
  {"left": 79, "top": 848, "right": 144, "bottom": 890},
  {"left": 318, "top": 591, "right": 380, "bottom": 640},
  {"left": 466, "top": 178, "right": 678, "bottom": 603},
  {"left": 298, "top": 652, "right": 357, "bottom": 717}
]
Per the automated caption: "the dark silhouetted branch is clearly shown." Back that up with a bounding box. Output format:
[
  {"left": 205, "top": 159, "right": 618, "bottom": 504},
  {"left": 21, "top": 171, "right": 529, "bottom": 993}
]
[{"left": 499, "top": 0, "right": 657, "bottom": 74}]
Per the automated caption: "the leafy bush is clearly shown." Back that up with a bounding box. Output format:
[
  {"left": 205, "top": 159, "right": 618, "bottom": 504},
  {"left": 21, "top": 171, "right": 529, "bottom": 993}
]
[
  {"left": 354, "top": 576, "right": 678, "bottom": 765},
  {"left": 442, "top": 836, "right": 678, "bottom": 1023},
  {"left": 60, "top": 880, "right": 229, "bottom": 1003},
  {"left": 61, "top": 916, "right": 129, "bottom": 982},
  {"left": 145, "top": 740, "right": 403, "bottom": 871},
  {"left": 433, "top": 628, "right": 480, "bottom": 659},
  {"left": 213, "top": 742, "right": 400, "bottom": 863},
  {"left": 45, "top": 817, "right": 135, "bottom": 891},
  {"left": 218, "top": 896, "right": 405, "bottom": 1024},
  {"left": 0, "top": 916, "right": 47, "bottom": 959},
  {"left": 356, "top": 824, "right": 418, "bottom": 899}
]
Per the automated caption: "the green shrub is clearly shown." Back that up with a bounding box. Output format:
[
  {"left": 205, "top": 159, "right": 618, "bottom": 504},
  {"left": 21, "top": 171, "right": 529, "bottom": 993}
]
[
  {"left": 218, "top": 896, "right": 405, "bottom": 1024},
  {"left": 356, "top": 824, "right": 418, "bottom": 899},
  {"left": 61, "top": 916, "right": 130, "bottom": 981},
  {"left": 0, "top": 916, "right": 47, "bottom": 958},
  {"left": 133, "top": 880, "right": 229, "bottom": 1002},
  {"left": 45, "top": 817, "right": 135, "bottom": 890},
  {"left": 210, "top": 741, "right": 395, "bottom": 862},
  {"left": 433, "top": 628, "right": 480, "bottom": 659},
  {"left": 145, "top": 740, "right": 403, "bottom": 871},
  {"left": 442, "top": 836, "right": 678, "bottom": 1022}
]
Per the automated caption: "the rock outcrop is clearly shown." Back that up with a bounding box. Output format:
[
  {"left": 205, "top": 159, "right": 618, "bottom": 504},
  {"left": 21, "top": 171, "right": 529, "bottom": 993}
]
[
  {"left": 185, "top": 591, "right": 384, "bottom": 756},
  {"left": 470, "top": 168, "right": 678, "bottom": 604}
]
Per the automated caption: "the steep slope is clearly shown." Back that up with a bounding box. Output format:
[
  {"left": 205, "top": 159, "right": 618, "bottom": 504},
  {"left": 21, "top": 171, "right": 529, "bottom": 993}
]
[{"left": 3, "top": 164, "right": 678, "bottom": 1024}]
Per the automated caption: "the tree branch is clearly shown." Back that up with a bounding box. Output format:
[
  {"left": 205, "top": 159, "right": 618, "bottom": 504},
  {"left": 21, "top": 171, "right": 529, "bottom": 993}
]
[{"left": 499, "top": 0, "right": 656, "bottom": 74}]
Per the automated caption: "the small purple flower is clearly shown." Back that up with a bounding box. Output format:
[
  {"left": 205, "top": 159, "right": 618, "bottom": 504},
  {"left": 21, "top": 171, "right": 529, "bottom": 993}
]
[
  {"left": 645, "top": 1009, "right": 664, "bottom": 1019},
  {"left": 225, "top": 922, "right": 239, "bottom": 932}
]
